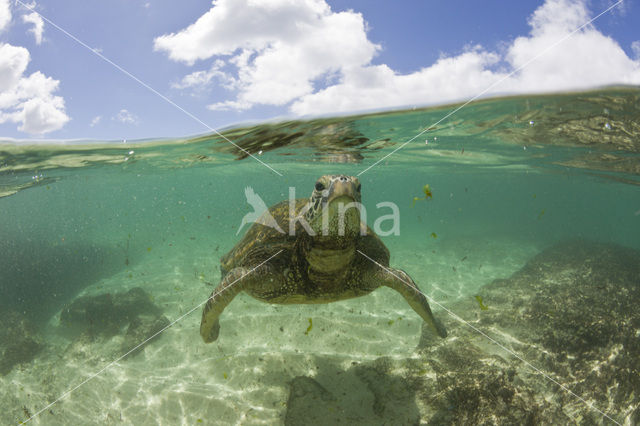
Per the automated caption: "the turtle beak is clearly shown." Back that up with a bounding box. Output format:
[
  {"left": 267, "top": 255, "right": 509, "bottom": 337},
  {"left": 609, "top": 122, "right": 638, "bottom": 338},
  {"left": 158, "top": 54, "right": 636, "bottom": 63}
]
[{"left": 327, "top": 178, "right": 358, "bottom": 204}]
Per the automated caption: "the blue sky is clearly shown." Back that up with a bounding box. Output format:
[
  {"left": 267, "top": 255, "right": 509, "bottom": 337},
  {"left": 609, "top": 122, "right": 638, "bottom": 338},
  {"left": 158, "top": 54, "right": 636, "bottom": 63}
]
[{"left": 0, "top": 0, "right": 638, "bottom": 141}]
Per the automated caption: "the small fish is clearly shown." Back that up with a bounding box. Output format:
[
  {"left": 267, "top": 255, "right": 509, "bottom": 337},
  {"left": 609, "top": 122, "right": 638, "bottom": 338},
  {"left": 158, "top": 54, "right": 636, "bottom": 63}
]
[
  {"left": 304, "top": 318, "right": 313, "bottom": 335},
  {"left": 461, "top": 147, "right": 464, "bottom": 155},
  {"left": 147, "top": 247, "right": 152, "bottom": 252},
  {"left": 430, "top": 232, "right": 437, "bottom": 239},
  {"left": 223, "top": 373, "right": 228, "bottom": 379},
  {"left": 537, "top": 209, "right": 545, "bottom": 220},
  {"left": 461, "top": 256, "right": 467, "bottom": 262},
  {"left": 475, "top": 295, "right": 489, "bottom": 311}
]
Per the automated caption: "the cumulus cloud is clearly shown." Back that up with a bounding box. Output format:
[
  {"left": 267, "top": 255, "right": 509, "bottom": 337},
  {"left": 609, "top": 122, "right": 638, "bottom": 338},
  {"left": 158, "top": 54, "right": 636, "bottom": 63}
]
[
  {"left": 0, "top": 0, "right": 10, "bottom": 33},
  {"left": 0, "top": 42, "right": 69, "bottom": 134},
  {"left": 114, "top": 109, "right": 138, "bottom": 124},
  {"left": 156, "top": 0, "right": 640, "bottom": 116},
  {"left": 0, "top": 0, "right": 68, "bottom": 134},
  {"left": 498, "top": 0, "right": 640, "bottom": 93},
  {"left": 154, "top": 0, "right": 379, "bottom": 110},
  {"left": 22, "top": 11, "right": 44, "bottom": 44},
  {"left": 171, "top": 59, "right": 235, "bottom": 92},
  {"left": 294, "top": 0, "right": 640, "bottom": 114},
  {"left": 631, "top": 41, "right": 640, "bottom": 60}
]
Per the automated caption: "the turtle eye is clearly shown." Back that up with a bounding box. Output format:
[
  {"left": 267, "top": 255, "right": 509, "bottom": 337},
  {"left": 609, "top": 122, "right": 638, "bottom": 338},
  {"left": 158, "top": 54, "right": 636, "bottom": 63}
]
[
  {"left": 315, "top": 182, "right": 325, "bottom": 191},
  {"left": 356, "top": 183, "right": 361, "bottom": 192}
]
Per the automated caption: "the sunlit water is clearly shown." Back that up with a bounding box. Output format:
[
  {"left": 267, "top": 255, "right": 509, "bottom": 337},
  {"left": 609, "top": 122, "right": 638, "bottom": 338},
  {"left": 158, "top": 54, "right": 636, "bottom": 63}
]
[{"left": 1, "top": 88, "right": 639, "bottom": 424}]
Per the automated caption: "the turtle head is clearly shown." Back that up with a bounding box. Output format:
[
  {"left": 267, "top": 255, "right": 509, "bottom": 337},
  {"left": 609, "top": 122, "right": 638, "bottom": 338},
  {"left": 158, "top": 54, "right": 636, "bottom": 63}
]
[{"left": 304, "top": 175, "right": 362, "bottom": 238}]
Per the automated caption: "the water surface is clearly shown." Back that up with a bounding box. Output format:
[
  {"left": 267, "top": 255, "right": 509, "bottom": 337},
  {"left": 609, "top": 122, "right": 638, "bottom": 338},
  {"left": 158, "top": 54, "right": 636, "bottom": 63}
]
[{"left": 1, "top": 87, "right": 639, "bottom": 424}]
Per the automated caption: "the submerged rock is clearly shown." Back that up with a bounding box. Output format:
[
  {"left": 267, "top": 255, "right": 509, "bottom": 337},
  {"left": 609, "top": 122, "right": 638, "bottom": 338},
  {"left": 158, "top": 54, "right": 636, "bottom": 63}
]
[
  {"left": 121, "top": 313, "right": 171, "bottom": 358},
  {"left": 60, "top": 287, "right": 162, "bottom": 337},
  {"left": 416, "top": 338, "right": 567, "bottom": 424},
  {"left": 416, "top": 239, "right": 639, "bottom": 424},
  {"left": 0, "top": 311, "right": 44, "bottom": 376},
  {"left": 60, "top": 287, "right": 168, "bottom": 357}
]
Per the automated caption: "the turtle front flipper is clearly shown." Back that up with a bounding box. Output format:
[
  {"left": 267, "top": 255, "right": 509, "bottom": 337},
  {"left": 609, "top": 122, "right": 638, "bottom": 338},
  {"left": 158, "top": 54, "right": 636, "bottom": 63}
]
[
  {"left": 377, "top": 267, "right": 447, "bottom": 338},
  {"left": 200, "top": 265, "right": 276, "bottom": 343}
]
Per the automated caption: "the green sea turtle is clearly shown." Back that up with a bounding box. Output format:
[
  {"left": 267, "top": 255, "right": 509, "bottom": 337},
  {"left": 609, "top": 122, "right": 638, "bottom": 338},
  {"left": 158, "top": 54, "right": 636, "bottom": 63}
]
[{"left": 200, "top": 175, "right": 447, "bottom": 342}]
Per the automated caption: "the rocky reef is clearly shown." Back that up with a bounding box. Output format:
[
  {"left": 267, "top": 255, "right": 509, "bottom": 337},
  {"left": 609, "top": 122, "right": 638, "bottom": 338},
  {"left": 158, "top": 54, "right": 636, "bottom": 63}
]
[
  {"left": 0, "top": 312, "right": 44, "bottom": 376},
  {"left": 0, "top": 287, "right": 168, "bottom": 379},
  {"left": 285, "top": 240, "right": 639, "bottom": 424}
]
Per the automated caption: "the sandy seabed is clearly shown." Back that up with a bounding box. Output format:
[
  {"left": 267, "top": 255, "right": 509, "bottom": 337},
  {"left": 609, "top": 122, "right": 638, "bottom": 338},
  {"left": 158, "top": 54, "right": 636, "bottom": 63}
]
[{"left": 7, "top": 236, "right": 636, "bottom": 425}]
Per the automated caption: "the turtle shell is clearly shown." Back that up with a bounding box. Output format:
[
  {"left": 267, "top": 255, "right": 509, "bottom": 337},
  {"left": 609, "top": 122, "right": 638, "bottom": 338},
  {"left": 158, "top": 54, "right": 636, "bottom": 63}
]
[
  {"left": 220, "top": 198, "right": 308, "bottom": 275},
  {"left": 220, "top": 196, "right": 391, "bottom": 278}
]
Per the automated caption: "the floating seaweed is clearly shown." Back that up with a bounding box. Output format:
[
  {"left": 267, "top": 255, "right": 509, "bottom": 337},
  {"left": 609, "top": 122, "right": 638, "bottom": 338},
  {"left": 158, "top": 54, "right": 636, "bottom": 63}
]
[
  {"left": 412, "top": 184, "right": 433, "bottom": 206},
  {"left": 475, "top": 295, "right": 489, "bottom": 311}
]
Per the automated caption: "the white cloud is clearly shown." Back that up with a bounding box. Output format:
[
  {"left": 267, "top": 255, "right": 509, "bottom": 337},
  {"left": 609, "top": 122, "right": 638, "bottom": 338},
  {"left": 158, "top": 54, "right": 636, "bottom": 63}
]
[
  {"left": 90, "top": 115, "right": 101, "bottom": 127},
  {"left": 0, "top": 1, "right": 68, "bottom": 135},
  {"left": 156, "top": 0, "right": 640, "bottom": 116},
  {"left": 114, "top": 109, "right": 138, "bottom": 124},
  {"left": 499, "top": 0, "right": 640, "bottom": 93},
  {"left": 0, "top": 0, "right": 10, "bottom": 33},
  {"left": 0, "top": 42, "right": 28, "bottom": 93},
  {"left": 22, "top": 11, "right": 44, "bottom": 44},
  {"left": 154, "top": 0, "right": 379, "bottom": 110},
  {"left": 294, "top": 0, "right": 640, "bottom": 114},
  {"left": 171, "top": 59, "right": 235, "bottom": 92},
  {"left": 0, "top": 42, "right": 69, "bottom": 134},
  {"left": 632, "top": 41, "right": 640, "bottom": 60}
]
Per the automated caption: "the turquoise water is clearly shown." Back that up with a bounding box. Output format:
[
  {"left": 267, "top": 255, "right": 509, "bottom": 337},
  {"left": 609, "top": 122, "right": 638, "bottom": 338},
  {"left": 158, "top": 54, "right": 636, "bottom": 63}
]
[{"left": 1, "top": 88, "right": 639, "bottom": 424}]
